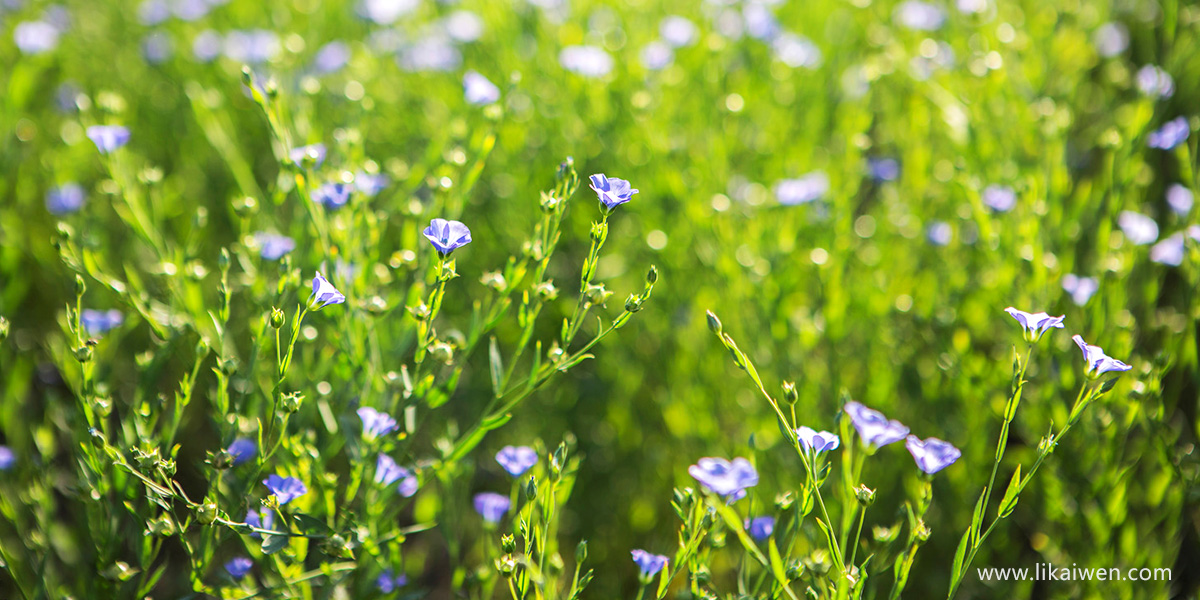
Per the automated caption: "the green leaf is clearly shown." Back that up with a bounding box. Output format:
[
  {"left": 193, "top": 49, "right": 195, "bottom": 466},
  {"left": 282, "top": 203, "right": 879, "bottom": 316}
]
[
  {"left": 768, "top": 537, "right": 791, "bottom": 588},
  {"left": 949, "top": 529, "right": 971, "bottom": 593},
  {"left": 262, "top": 532, "right": 289, "bottom": 555},
  {"left": 293, "top": 513, "right": 332, "bottom": 536},
  {"left": 481, "top": 411, "right": 513, "bottom": 430},
  {"left": 814, "top": 517, "right": 846, "bottom": 575},
  {"left": 488, "top": 336, "right": 504, "bottom": 397},
  {"left": 997, "top": 465, "right": 1022, "bottom": 518},
  {"left": 969, "top": 489, "right": 987, "bottom": 544}
]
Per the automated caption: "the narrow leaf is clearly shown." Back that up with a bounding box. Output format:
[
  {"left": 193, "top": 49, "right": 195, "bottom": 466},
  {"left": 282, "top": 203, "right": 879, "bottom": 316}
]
[
  {"left": 997, "top": 465, "right": 1022, "bottom": 518},
  {"left": 488, "top": 336, "right": 504, "bottom": 397}
]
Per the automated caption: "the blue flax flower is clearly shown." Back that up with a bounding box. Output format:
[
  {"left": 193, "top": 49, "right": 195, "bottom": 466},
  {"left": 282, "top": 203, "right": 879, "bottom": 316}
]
[
  {"left": 1167, "top": 184, "right": 1193, "bottom": 216},
  {"left": 796, "top": 426, "right": 840, "bottom": 454},
  {"left": 774, "top": 172, "right": 829, "bottom": 205},
  {"left": 375, "top": 454, "right": 418, "bottom": 497},
  {"left": 463, "top": 70, "right": 501, "bottom": 105},
  {"left": 81, "top": 309, "right": 123, "bottom": 336},
  {"left": 47, "top": 183, "right": 85, "bottom": 215},
  {"left": 589, "top": 174, "right": 638, "bottom": 211},
  {"left": 1118, "top": 211, "right": 1159, "bottom": 245},
  {"left": 225, "top": 556, "right": 253, "bottom": 580},
  {"left": 87, "top": 125, "right": 131, "bottom": 154},
  {"left": 982, "top": 185, "right": 1015, "bottom": 212},
  {"left": 263, "top": 474, "right": 307, "bottom": 505},
  {"left": 310, "top": 272, "right": 345, "bottom": 308},
  {"left": 358, "top": 407, "right": 397, "bottom": 439},
  {"left": 1004, "top": 307, "right": 1065, "bottom": 343},
  {"left": 423, "top": 218, "right": 472, "bottom": 255},
  {"left": 559, "top": 45, "right": 613, "bottom": 77},
  {"left": 0, "top": 446, "right": 14, "bottom": 470},
  {"left": 290, "top": 143, "right": 327, "bottom": 167},
  {"left": 355, "top": 172, "right": 390, "bottom": 197},
  {"left": 1062, "top": 274, "right": 1098, "bottom": 307},
  {"left": 474, "top": 492, "right": 510, "bottom": 524},
  {"left": 746, "top": 516, "right": 775, "bottom": 541},
  {"left": 688, "top": 457, "right": 758, "bottom": 502},
  {"left": 843, "top": 401, "right": 909, "bottom": 448},
  {"left": 245, "top": 507, "right": 274, "bottom": 538},
  {"left": 254, "top": 232, "right": 295, "bottom": 260},
  {"left": 377, "top": 568, "right": 408, "bottom": 593},
  {"left": 905, "top": 435, "right": 961, "bottom": 475},
  {"left": 1148, "top": 117, "right": 1189, "bottom": 150},
  {"left": 1151, "top": 233, "right": 1185, "bottom": 266},
  {"left": 1072, "top": 335, "right": 1132, "bottom": 376},
  {"left": 227, "top": 438, "right": 256, "bottom": 466},
  {"left": 867, "top": 158, "right": 900, "bottom": 182},
  {"left": 312, "top": 182, "right": 352, "bottom": 210},
  {"left": 631, "top": 549, "right": 669, "bottom": 578},
  {"left": 495, "top": 445, "right": 538, "bottom": 477}
]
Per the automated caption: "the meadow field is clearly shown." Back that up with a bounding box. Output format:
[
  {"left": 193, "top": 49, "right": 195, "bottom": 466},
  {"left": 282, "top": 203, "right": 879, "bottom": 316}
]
[{"left": 1, "top": 0, "right": 1198, "bottom": 598}]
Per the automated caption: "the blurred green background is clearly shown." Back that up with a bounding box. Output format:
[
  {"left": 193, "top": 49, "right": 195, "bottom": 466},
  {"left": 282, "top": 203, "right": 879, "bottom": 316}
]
[{"left": 2, "top": 0, "right": 1199, "bottom": 597}]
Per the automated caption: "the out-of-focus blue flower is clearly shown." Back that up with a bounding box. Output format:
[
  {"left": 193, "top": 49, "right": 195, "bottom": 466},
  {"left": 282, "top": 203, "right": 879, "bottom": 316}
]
[
  {"left": 173, "top": 0, "right": 210, "bottom": 21},
  {"left": 228, "top": 438, "right": 256, "bottom": 465},
  {"left": 225, "top": 557, "right": 253, "bottom": 580},
  {"left": 245, "top": 507, "right": 274, "bottom": 538},
  {"left": 867, "top": 158, "right": 900, "bottom": 182},
  {"left": 290, "top": 143, "right": 327, "bottom": 167},
  {"left": 443, "top": 10, "right": 484, "bottom": 42},
  {"left": 926, "top": 221, "right": 952, "bottom": 246},
  {"left": 0, "top": 446, "right": 15, "bottom": 470},
  {"left": 844, "top": 401, "right": 909, "bottom": 448},
  {"left": 1062, "top": 274, "right": 1098, "bottom": 307},
  {"left": 254, "top": 232, "right": 295, "bottom": 260},
  {"left": 142, "top": 32, "right": 173, "bottom": 64},
  {"left": 559, "top": 45, "right": 613, "bottom": 77},
  {"left": 495, "top": 445, "right": 538, "bottom": 477},
  {"left": 263, "top": 474, "right": 307, "bottom": 505},
  {"left": 775, "top": 172, "right": 828, "bottom": 205},
  {"left": 398, "top": 35, "right": 462, "bottom": 72},
  {"left": 640, "top": 41, "right": 673, "bottom": 71},
  {"left": 660, "top": 15, "right": 698, "bottom": 47},
  {"left": 1150, "top": 233, "right": 1185, "bottom": 266},
  {"left": 358, "top": 407, "right": 397, "bottom": 439},
  {"left": 1148, "top": 117, "right": 1189, "bottom": 150},
  {"left": 359, "top": 0, "right": 419, "bottom": 25},
  {"left": 355, "top": 172, "right": 389, "bottom": 197},
  {"left": 1167, "top": 184, "right": 1193, "bottom": 216},
  {"left": 474, "top": 492, "right": 510, "bottom": 524},
  {"left": 895, "top": 1, "right": 945, "bottom": 30},
  {"left": 423, "top": 218, "right": 473, "bottom": 254},
  {"left": 956, "top": 0, "right": 987, "bottom": 14},
  {"left": 772, "top": 33, "right": 821, "bottom": 69},
  {"left": 47, "top": 183, "right": 85, "bottom": 215},
  {"left": 1136, "top": 65, "right": 1175, "bottom": 99},
  {"left": 313, "top": 41, "right": 350, "bottom": 74},
  {"left": 55, "top": 82, "right": 81, "bottom": 113},
  {"left": 631, "top": 550, "right": 668, "bottom": 579},
  {"left": 688, "top": 457, "right": 758, "bottom": 502},
  {"left": 983, "top": 185, "right": 1016, "bottom": 212},
  {"left": 87, "top": 125, "right": 131, "bottom": 154},
  {"left": 743, "top": 3, "right": 779, "bottom": 40},
  {"left": 1004, "top": 307, "right": 1065, "bottom": 343},
  {"left": 1118, "top": 210, "right": 1159, "bottom": 245},
  {"left": 1094, "top": 22, "right": 1129, "bottom": 58},
  {"left": 905, "top": 435, "right": 961, "bottom": 475},
  {"left": 81, "top": 309, "right": 124, "bottom": 336},
  {"left": 375, "top": 454, "right": 418, "bottom": 497},
  {"left": 796, "top": 426, "right": 840, "bottom": 454},
  {"left": 376, "top": 568, "right": 408, "bottom": 593},
  {"left": 1072, "top": 335, "right": 1132, "bottom": 376},
  {"left": 193, "top": 29, "right": 222, "bottom": 62},
  {"left": 589, "top": 174, "right": 639, "bottom": 211},
  {"left": 463, "top": 70, "right": 500, "bottom": 105},
  {"left": 223, "top": 30, "right": 279, "bottom": 64},
  {"left": 745, "top": 516, "right": 775, "bottom": 541},
  {"left": 310, "top": 272, "right": 346, "bottom": 308},
  {"left": 139, "top": 0, "right": 171, "bottom": 25},
  {"left": 311, "top": 182, "right": 352, "bottom": 210},
  {"left": 14, "top": 21, "right": 59, "bottom": 54}
]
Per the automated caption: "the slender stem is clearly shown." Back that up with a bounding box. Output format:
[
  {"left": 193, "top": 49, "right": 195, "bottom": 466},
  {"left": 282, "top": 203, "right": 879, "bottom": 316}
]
[{"left": 848, "top": 504, "right": 867, "bottom": 569}]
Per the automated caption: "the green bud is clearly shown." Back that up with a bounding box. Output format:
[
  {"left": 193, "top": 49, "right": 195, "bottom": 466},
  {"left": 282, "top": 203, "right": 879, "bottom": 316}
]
[
  {"left": 706, "top": 310, "right": 722, "bottom": 334},
  {"left": 495, "top": 554, "right": 517, "bottom": 577},
  {"left": 551, "top": 443, "right": 568, "bottom": 476},
  {"left": 409, "top": 302, "right": 431, "bottom": 321},
  {"left": 575, "top": 540, "right": 588, "bottom": 564},
  {"left": 774, "top": 492, "right": 795, "bottom": 511},
  {"left": 782, "top": 381, "right": 798, "bottom": 404},
  {"left": 219, "top": 248, "right": 231, "bottom": 270},
  {"left": 269, "top": 307, "right": 285, "bottom": 329},
  {"left": 88, "top": 427, "right": 107, "bottom": 449},
  {"left": 282, "top": 391, "right": 304, "bottom": 413},
  {"left": 584, "top": 283, "right": 612, "bottom": 306},
  {"left": 535, "top": 280, "right": 559, "bottom": 301},
  {"left": 208, "top": 449, "right": 233, "bottom": 470},
  {"left": 480, "top": 271, "right": 507, "bottom": 292},
  {"left": 101, "top": 561, "right": 138, "bottom": 582},
  {"left": 147, "top": 514, "right": 176, "bottom": 537},
  {"left": 75, "top": 274, "right": 87, "bottom": 296},
  {"left": 547, "top": 552, "right": 564, "bottom": 576},
  {"left": 197, "top": 502, "right": 218, "bottom": 526},
  {"left": 241, "top": 66, "right": 254, "bottom": 86},
  {"left": 646, "top": 265, "right": 658, "bottom": 284},
  {"left": 74, "top": 345, "right": 94, "bottom": 363},
  {"left": 540, "top": 191, "right": 562, "bottom": 213},
  {"left": 525, "top": 474, "right": 538, "bottom": 498},
  {"left": 872, "top": 523, "right": 901, "bottom": 543},
  {"left": 501, "top": 534, "right": 516, "bottom": 554},
  {"left": 855, "top": 484, "right": 876, "bottom": 506},
  {"left": 590, "top": 221, "right": 608, "bottom": 242},
  {"left": 624, "top": 294, "right": 643, "bottom": 313},
  {"left": 430, "top": 340, "right": 454, "bottom": 364}
]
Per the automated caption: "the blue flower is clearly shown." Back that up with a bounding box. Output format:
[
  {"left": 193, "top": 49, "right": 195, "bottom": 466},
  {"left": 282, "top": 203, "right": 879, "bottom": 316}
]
[
  {"left": 660, "top": 15, "right": 698, "bottom": 48},
  {"left": 47, "top": 183, "right": 85, "bottom": 215},
  {"left": 290, "top": 143, "right": 327, "bottom": 168},
  {"left": 867, "top": 158, "right": 900, "bottom": 182},
  {"left": 1118, "top": 211, "right": 1159, "bottom": 245},
  {"left": 1062, "top": 274, "right": 1098, "bottom": 307},
  {"left": 87, "top": 125, "right": 131, "bottom": 154},
  {"left": 225, "top": 557, "right": 253, "bottom": 580},
  {"left": 463, "top": 70, "right": 501, "bottom": 106},
  {"left": 926, "top": 221, "right": 952, "bottom": 246},
  {"left": 312, "top": 182, "right": 352, "bottom": 210},
  {"left": 443, "top": 10, "right": 484, "bottom": 43},
  {"left": 0, "top": 446, "right": 14, "bottom": 470},
  {"left": 774, "top": 172, "right": 829, "bottom": 205},
  {"left": 745, "top": 516, "right": 775, "bottom": 541},
  {"left": 310, "top": 272, "right": 346, "bottom": 308},
  {"left": 376, "top": 568, "right": 408, "bottom": 593},
  {"left": 631, "top": 549, "right": 669, "bottom": 578},
  {"left": 688, "top": 457, "right": 758, "bottom": 502},
  {"left": 982, "top": 185, "right": 1016, "bottom": 212},
  {"left": 843, "top": 401, "right": 910, "bottom": 448},
  {"left": 398, "top": 36, "right": 462, "bottom": 72},
  {"left": 254, "top": 232, "right": 295, "bottom": 261},
  {"left": 223, "top": 29, "right": 280, "bottom": 64},
  {"left": 14, "top": 21, "right": 60, "bottom": 55},
  {"left": 374, "top": 454, "right": 418, "bottom": 497},
  {"left": 796, "top": 426, "right": 840, "bottom": 454},
  {"left": 245, "top": 507, "right": 274, "bottom": 538},
  {"left": 1136, "top": 65, "right": 1175, "bottom": 98},
  {"left": 423, "top": 218, "right": 473, "bottom": 255},
  {"left": 227, "top": 438, "right": 256, "bottom": 466},
  {"left": 1004, "top": 307, "right": 1065, "bottom": 343},
  {"left": 193, "top": 30, "right": 223, "bottom": 62},
  {"left": 1151, "top": 233, "right": 1185, "bottom": 267},
  {"left": 905, "top": 435, "right": 961, "bottom": 475},
  {"left": 313, "top": 41, "right": 350, "bottom": 74},
  {"left": 639, "top": 41, "right": 674, "bottom": 71},
  {"left": 474, "top": 492, "right": 510, "bottom": 524},
  {"left": 1148, "top": 117, "right": 1189, "bottom": 150},
  {"left": 81, "top": 309, "right": 123, "bottom": 336},
  {"left": 1167, "top": 184, "right": 1193, "bottom": 216},
  {"left": 559, "top": 45, "right": 613, "bottom": 77},
  {"left": 495, "top": 445, "right": 538, "bottom": 477},
  {"left": 263, "top": 474, "right": 307, "bottom": 505},
  {"left": 589, "top": 174, "right": 639, "bottom": 211},
  {"left": 1072, "top": 335, "right": 1132, "bottom": 376},
  {"left": 355, "top": 172, "right": 390, "bottom": 197},
  {"left": 895, "top": 1, "right": 946, "bottom": 30},
  {"left": 357, "top": 407, "right": 397, "bottom": 439},
  {"left": 358, "top": 0, "right": 419, "bottom": 25}
]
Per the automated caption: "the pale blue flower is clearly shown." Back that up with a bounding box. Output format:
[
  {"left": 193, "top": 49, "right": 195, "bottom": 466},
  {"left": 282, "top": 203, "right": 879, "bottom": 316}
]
[
  {"left": 496, "top": 445, "right": 538, "bottom": 477},
  {"left": 376, "top": 568, "right": 408, "bottom": 593},
  {"left": 905, "top": 435, "right": 961, "bottom": 475},
  {"left": 358, "top": 0, "right": 419, "bottom": 25},
  {"left": 290, "top": 143, "right": 327, "bottom": 167},
  {"left": 844, "top": 401, "right": 909, "bottom": 448},
  {"left": 398, "top": 36, "right": 461, "bottom": 72},
  {"left": 775, "top": 172, "right": 828, "bottom": 205},
  {"left": 263, "top": 474, "right": 307, "bottom": 505},
  {"left": 1118, "top": 210, "right": 1159, "bottom": 245},
  {"left": 81, "top": 309, "right": 123, "bottom": 336},
  {"left": 14, "top": 21, "right": 59, "bottom": 54},
  {"left": 142, "top": 32, "right": 173, "bottom": 64},
  {"left": 87, "top": 125, "right": 131, "bottom": 154},
  {"left": 688, "top": 457, "right": 758, "bottom": 502},
  {"left": 358, "top": 407, "right": 397, "bottom": 438},
  {"left": 225, "top": 557, "right": 253, "bottom": 580},
  {"left": 640, "top": 41, "right": 674, "bottom": 71},
  {"left": 772, "top": 33, "right": 821, "bottom": 69},
  {"left": 423, "top": 218, "right": 472, "bottom": 254},
  {"left": 313, "top": 41, "right": 350, "bottom": 74},
  {"left": 254, "top": 232, "right": 295, "bottom": 260},
  {"left": 1094, "top": 22, "right": 1129, "bottom": 58},
  {"left": 245, "top": 508, "right": 274, "bottom": 538},
  {"left": 355, "top": 172, "right": 390, "bottom": 197},
  {"left": 589, "top": 174, "right": 638, "bottom": 211},
  {"left": 867, "top": 158, "right": 900, "bottom": 182},
  {"left": 660, "top": 15, "right": 698, "bottom": 48},
  {"left": 927, "top": 221, "right": 952, "bottom": 246},
  {"left": 312, "top": 182, "right": 352, "bottom": 210},
  {"left": 746, "top": 516, "right": 775, "bottom": 541},
  {"left": 474, "top": 492, "right": 510, "bottom": 524},
  {"left": 1148, "top": 117, "right": 1189, "bottom": 150},
  {"left": 47, "top": 183, "right": 85, "bottom": 215},
  {"left": 631, "top": 549, "right": 668, "bottom": 578},
  {"left": 375, "top": 454, "right": 418, "bottom": 497},
  {"left": 895, "top": 1, "right": 945, "bottom": 30},
  {"left": 983, "top": 185, "right": 1016, "bottom": 212},
  {"left": 443, "top": 10, "right": 484, "bottom": 42},
  {"left": 1150, "top": 233, "right": 1185, "bottom": 266},
  {"left": 0, "top": 446, "right": 15, "bottom": 470},
  {"left": 1062, "top": 274, "right": 1098, "bottom": 307},
  {"left": 796, "top": 426, "right": 840, "bottom": 454},
  {"left": 1072, "top": 334, "right": 1132, "bottom": 376},
  {"left": 1004, "top": 307, "right": 1065, "bottom": 342},
  {"left": 310, "top": 272, "right": 346, "bottom": 308},
  {"left": 559, "top": 45, "right": 613, "bottom": 77},
  {"left": 463, "top": 70, "right": 500, "bottom": 105},
  {"left": 223, "top": 29, "right": 279, "bottom": 64},
  {"left": 1167, "top": 184, "right": 1193, "bottom": 216},
  {"left": 1136, "top": 65, "right": 1174, "bottom": 98},
  {"left": 227, "top": 438, "right": 256, "bottom": 466},
  {"left": 193, "top": 30, "right": 223, "bottom": 62}
]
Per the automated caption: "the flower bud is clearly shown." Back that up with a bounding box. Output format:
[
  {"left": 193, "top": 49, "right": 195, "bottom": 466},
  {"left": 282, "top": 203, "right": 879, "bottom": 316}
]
[
  {"left": 782, "top": 381, "right": 798, "bottom": 404},
  {"left": 855, "top": 484, "right": 876, "bottom": 507},
  {"left": 774, "top": 492, "right": 795, "bottom": 511},
  {"left": 525, "top": 474, "right": 538, "bottom": 498},
  {"left": 480, "top": 271, "right": 507, "bottom": 292},
  {"left": 590, "top": 221, "right": 608, "bottom": 242},
  {"left": 241, "top": 66, "right": 254, "bottom": 86},
  {"left": 540, "top": 191, "right": 561, "bottom": 213},
  {"left": 209, "top": 449, "right": 233, "bottom": 470},
  {"left": 88, "top": 427, "right": 107, "bottom": 449},
  {"left": 547, "top": 552, "right": 564, "bottom": 575},
  {"left": 74, "top": 345, "right": 94, "bottom": 363},
  {"left": 218, "top": 248, "right": 231, "bottom": 270},
  {"left": 575, "top": 540, "right": 588, "bottom": 564},
  {"left": 282, "top": 391, "right": 304, "bottom": 413},
  {"left": 197, "top": 502, "right": 218, "bottom": 525},
  {"left": 646, "top": 265, "right": 658, "bottom": 284},
  {"left": 501, "top": 534, "right": 516, "bottom": 554},
  {"left": 535, "top": 281, "right": 559, "bottom": 301},
  {"left": 495, "top": 554, "right": 516, "bottom": 577},
  {"left": 706, "top": 310, "right": 722, "bottom": 334},
  {"left": 75, "top": 274, "right": 87, "bottom": 297},
  {"left": 624, "top": 294, "right": 643, "bottom": 313},
  {"left": 147, "top": 514, "right": 176, "bottom": 537},
  {"left": 551, "top": 443, "right": 568, "bottom": 476},
  {"left": 430, "top": 340, "right": 454, "bottom": 364},
  {"left": 269, "top": 307, "right": 285, "bottom": 329},
  {"left": 409, "top": 302, "right": 431, "bottom": 321},
  {"left": 584, "top": 283, "right": 612, "bottom": 306},
  {"left": 232, "top": 196, "right": 258, "bottom": 218},
  {"left": 872, "top": 523, "right": 901, "bottom": 543}
]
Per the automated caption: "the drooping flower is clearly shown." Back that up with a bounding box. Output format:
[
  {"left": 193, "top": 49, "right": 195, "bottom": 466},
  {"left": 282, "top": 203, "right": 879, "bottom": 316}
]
[
  {"left": 0, "top": 446, "right": 14, "bottom": 470},
  {"left": 1118, "top": 211, "right": 1159, "bottom": 245},
  {"left": 86, "top": 125, "right": 131, "bottom": 154},
  {"left": 982, "top": 185, "right": 1016, "bottom": 212},
  {"left": 463, "top": 70, "right": 500, "bottom": 105},
  {"left": 422, "top": 218, "right": 473, "bottom": 255},
  {"left": 47, "top": 183, "right": 86, "bottom": 215},
  {"left": 1136, "top": 65, "right": 1175, "bottom": 99},
  {"left": 1004, "top": 307, "right": 1065, "bottom": 343},
  {"left": 375, "top": 454, "right": 418, "bottom": 496},
  {"left": 245, "top": 507, "right": 274, "bottom": 538},
  {"left": 843, "top": 401, "right": 910, "bottom": 448},
  {"left": 631, "top": 549, "right": 669, "bottom": 578},
  {"left": 289, "top": 143, "right": 327, "bottom": 168},
  {"left": 905, "top": 435, "right": 961, "bottom": 475},
  {"left": 263, "top": 474, "right": 308, "bottom": 505},
  {"left": 81, "top": 309, "right": 124, "bottom": 336},
  {"left": 358, "top": 407, "right": 398, "bottom": 439},
  {"left": 227, "top": 438, "right": 256, "bottom": 466},
  {"left": 589, "top": 174, "right": 639, "bottom": 211},
  {"left": 745, "top": 516, "right": 775, "bottom": 541},
  {"left": 796, "top": 426, "right": 840, "bottom": 454},
  {"left": 1150, "top": 233, "right": 1185, "bottom": 266},
  {"left": 225, "top": 556, "right": 253, "bottom": 580},
  {"left": 376, "top": 568, "right": 409, "bottom": 593},
  {"left": 1072, "top": 335, "right": 1132, "bottom": 376},
  {"left": 311, "top": 182, "right": 353, "bottom": 210},
  {"left": 559, "top": 45, "right": 613, "bottom": 78},
  {"left": 1148, "top": 117, "right": 1189, "bottom": 150},
  {"left": 1062, "top": 274, "right": 1099, "bottom": 307},
  {"left": 310, "top": 272, "right": 346, "bottom": 308},
  {"left": 1167, "top": 184, "right": 1193, "bottom": 216},
  {"left": 473, "top": 492, "right": 511, "bottom": 524},
  {"left": 688, "top": 457, "right": 758, "bottom": 502},
  {"left": 354, "top": 172, "right": 390, "bottom": 197},
  {"left": 775, "top": 172, "right": 829, "bottom": 205},
  {"left": 496, "top": 445, "right": 538, "bottom": 477}
]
